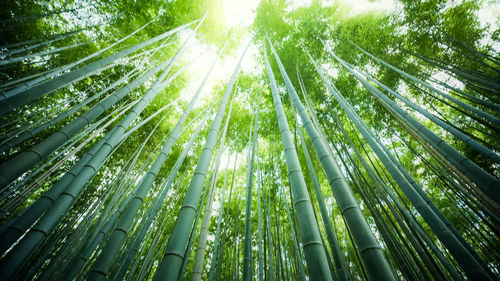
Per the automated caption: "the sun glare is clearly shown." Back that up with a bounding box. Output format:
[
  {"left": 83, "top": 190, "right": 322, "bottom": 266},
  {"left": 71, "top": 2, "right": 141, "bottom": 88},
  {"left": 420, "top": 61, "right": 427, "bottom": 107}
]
[
  {"left": 221, "top": 0, "right": 261, "bottom": 28},
  {"left": 181, "top": 0, "right": 397, "bottom": 115}
]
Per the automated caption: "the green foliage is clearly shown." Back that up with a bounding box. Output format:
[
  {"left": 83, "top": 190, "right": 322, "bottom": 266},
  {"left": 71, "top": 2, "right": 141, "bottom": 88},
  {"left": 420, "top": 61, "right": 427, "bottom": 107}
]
[{"left": 0, "top": 0, "right": 499, "bottom": 280}]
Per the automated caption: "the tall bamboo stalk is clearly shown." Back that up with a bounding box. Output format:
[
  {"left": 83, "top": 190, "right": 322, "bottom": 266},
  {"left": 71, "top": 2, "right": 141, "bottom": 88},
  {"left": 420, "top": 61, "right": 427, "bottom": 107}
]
[
  {"left": 0, "top": 20, "right": 193, "bottom": 116},
  {"left": 308, "top": 50, "right": 494, "bottom": 281},
  {"left": 242, "top": 86, "right": 263, "bottom": 281},
  {"left": 152, "top": 37, "right": 252, "bottom": 281},
  {"left": 191, "top": 88, "right": 235, "bottom": 281},
  {"left": 352, "top": 43, "right": 500, "bottom": 127},
  {"left": 0, "top": 44, "right": 185, "bottom": 279},
  {"left": 264, "top": 41, "right": 333, "bottom": 281},
  {"left": 267, "top": 39, "right": 395, "bottom": 281}
]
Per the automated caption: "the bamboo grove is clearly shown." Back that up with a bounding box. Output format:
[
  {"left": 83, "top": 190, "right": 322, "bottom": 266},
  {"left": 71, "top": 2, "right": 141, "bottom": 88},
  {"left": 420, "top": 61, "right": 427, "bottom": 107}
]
[{"left": 0, "top": 0, "right": 499, "bottom": 280}]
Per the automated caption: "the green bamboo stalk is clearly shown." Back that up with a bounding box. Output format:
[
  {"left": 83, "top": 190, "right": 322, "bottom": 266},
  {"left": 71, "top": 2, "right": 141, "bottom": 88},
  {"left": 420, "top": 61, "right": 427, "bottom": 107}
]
[
  {"left": 0, "top": 43, "right": 184, "bottom": 279},
  {"left": 296, "top": 66, "right": 350, "bottom": 281},
  {"left": 207, "top": 154, "right": 236, "bottom": 281},
  {"left": 116, "top": 109, "right": 211, "bottom": 281},
  {"left": 256, "top": 155, "right": 265, "bottom": 281},
  {"left": 85, "top": 31, "right": 212, "bottom": 281},
  {"left": 0, "top": 20, "right": 193, "bottom": 115},
  {"left": 0, "top": 6, "right": 81, "bottom": 24},
  {"left": 86, "top": 102, "right": 204, "bottom": 280},
  {"left": 0, "top": 60, "right": 169, "bottom": 189},
  {"left": 352, "top": 43, "right": 500, "bottom": 127},
  {"left": 191, "top": 90, "right": 235, "bottom": 281},
  {"left": 426, "top": 75, "right": 500, "bottom": 111},
  {"left": 211, "top": 153, "right": 239, "bottom": 281},
  {"left": 0, "top": 105, "right": 132, "bottom": 253},
  {"left": 0, "top": 68, "right": 139, "bottom": 153},
  {"left": 327, "top": 49, "right": 500, "bottom": 207},
  {"left": 264, "top": 41, "right": 333, "bottom": 281},
  {"left": 275, "top": 162, "right": 307, "bottom": 281},
  {"left": 242, "top": 86, "right": 263, "bottom": 281},
  {"left": 296, "top": 125, "right": 349, "bottom": 281},
  {"left": 333, "top": 122, "right": 444, "bottom": 281},
  {"left": 0, "top": 39, "right": 94, "bottom": 66},
  {"left": 62, "top": 108, "right": 178, "bottom": 281},
  {"left": 266, "top": 159, "right": 276, "bottom": 281},
  {"left": 1, "top": 28, "right": 84, "bottom": 57},
  {"left": 405, "top": 48, "right": 500, "bottom": 91},
  {"left": 335, "top": 54, "right": 500, "bottom": 164},
  {"left": 179, "top": 151, "right": 220, "bottom": 281},
  {"left": 267, "top": 39, "right": 394, "bottom": 281},
  {"left": 152, "top": 37, "right": 252, "bottom": 281},
  {"left": 0, "top": 28, "right": 84, "bottom": 52},
  {"left": 0, "top": 21, "right": 145, "bottom": 99},
  {"left": 308, "top": 51, "right": 494, "bottom": 281},
  {"left": 347, "top": 130, "right": 450, "bottom": 281}
]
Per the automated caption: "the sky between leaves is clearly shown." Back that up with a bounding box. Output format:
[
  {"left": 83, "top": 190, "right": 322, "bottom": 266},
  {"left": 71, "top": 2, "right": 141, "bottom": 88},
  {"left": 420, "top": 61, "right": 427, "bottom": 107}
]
[
  {"left": 171, "top": 0, "right": 499, "bottom": 168},
  {"left": 181, "top": 0, "right": 499, "bottom": 101},
  {"left": 179, "top": 0, "right": 397, "bottom": 104}
]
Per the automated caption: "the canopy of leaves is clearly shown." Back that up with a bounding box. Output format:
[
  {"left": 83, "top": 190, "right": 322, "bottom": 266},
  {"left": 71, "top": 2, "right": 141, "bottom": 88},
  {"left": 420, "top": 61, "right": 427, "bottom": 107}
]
[{"left": 0, "top": 0, "right": 499, "bottom": 280}]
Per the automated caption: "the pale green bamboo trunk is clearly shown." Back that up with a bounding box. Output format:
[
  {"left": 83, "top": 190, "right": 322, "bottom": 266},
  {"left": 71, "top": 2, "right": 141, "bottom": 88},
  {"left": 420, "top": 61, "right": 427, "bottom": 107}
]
[
  {"left": 242, "top": 87, "right": 262, "bottom": 281},
  {"left": 0, "top": 20, "right": 192, "bottom": 115},
  {"left": 191, "top": 90, "right": 234, "bottom": 281},
  {"left": 152, "top": 38, "right": 252, "bottom": 281},
  {"left": 308, "top": 50, "right": 494, "bottom": 281},
  {"left": 264, "top": 41, "right": 333, "bottom": 281},
  {"left": 0, "top": 60, "right": 169, "bottom": 189},
  {"left": 268, "top": 39, "right": 395, "bottom": 281},
  {"left": 0, "top": 43, "right": 184, "bottom": 278}
]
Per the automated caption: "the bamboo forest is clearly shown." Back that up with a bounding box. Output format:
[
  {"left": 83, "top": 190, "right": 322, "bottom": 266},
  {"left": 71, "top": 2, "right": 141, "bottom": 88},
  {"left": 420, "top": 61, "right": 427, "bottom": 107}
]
[{"left": 0, "top": 0, "right": 499, "bottom": 280}]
